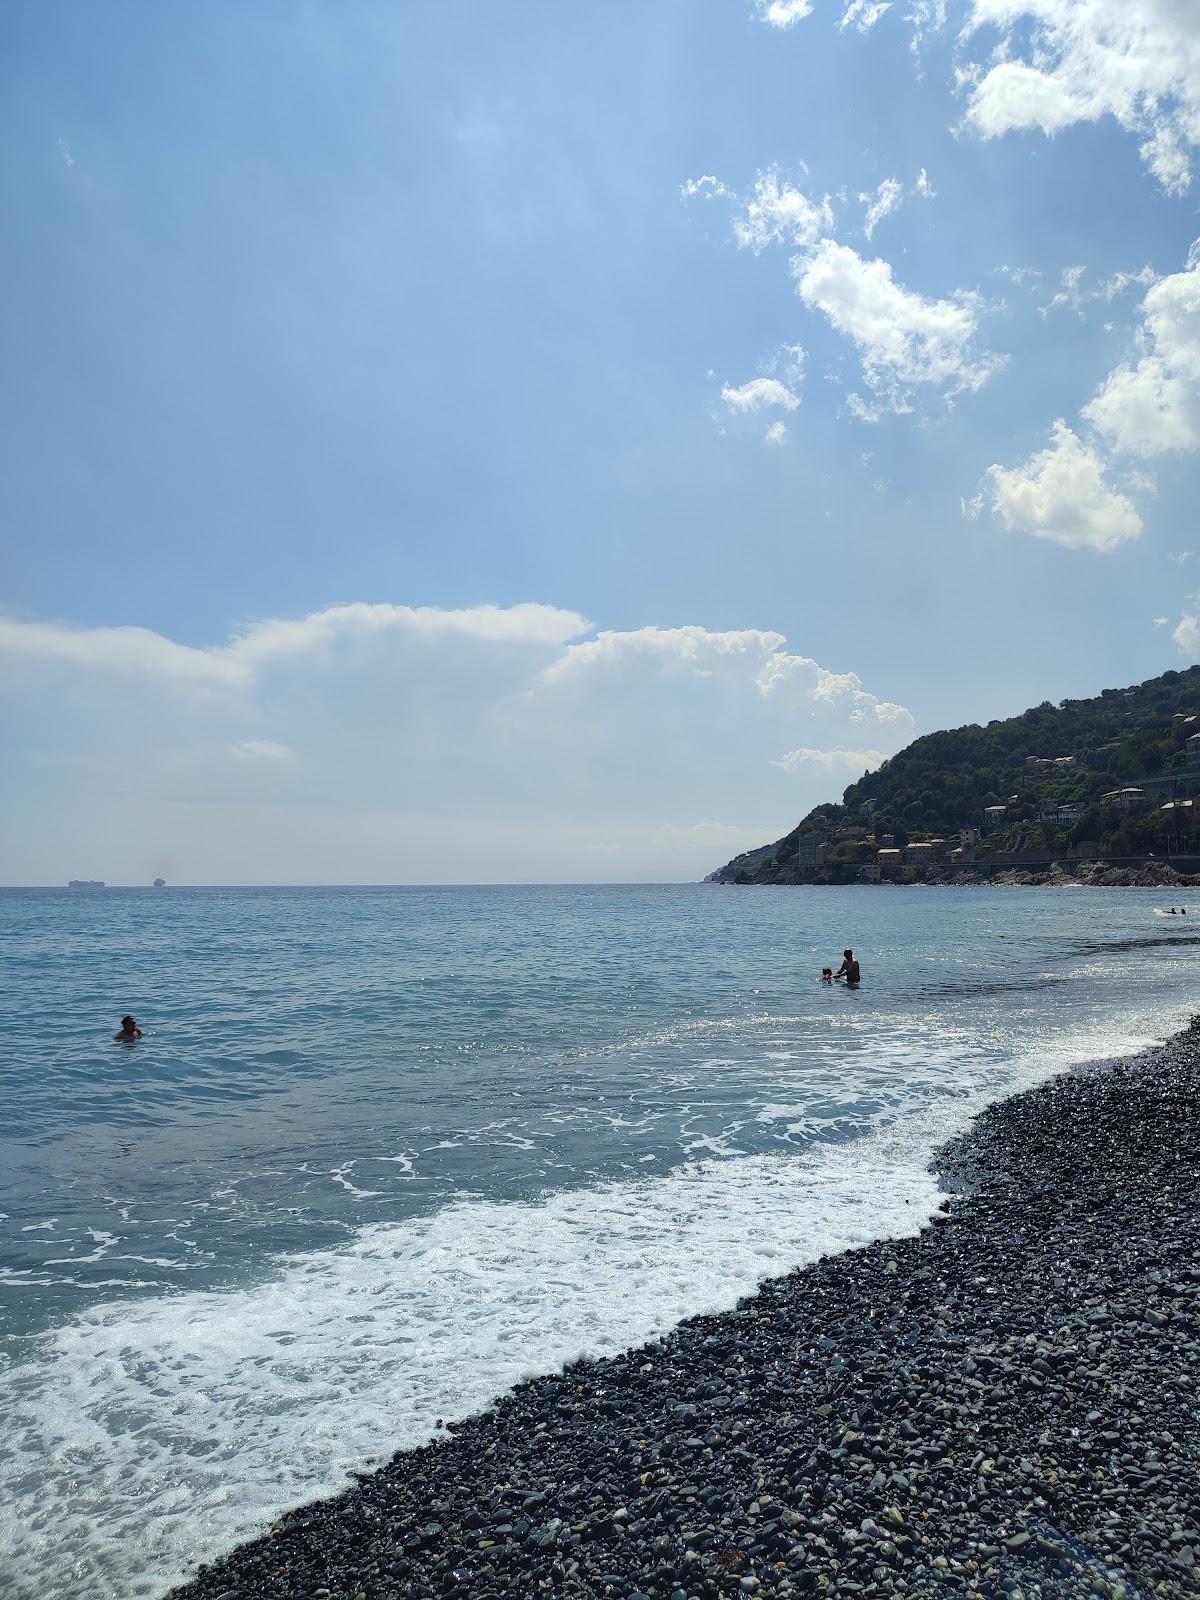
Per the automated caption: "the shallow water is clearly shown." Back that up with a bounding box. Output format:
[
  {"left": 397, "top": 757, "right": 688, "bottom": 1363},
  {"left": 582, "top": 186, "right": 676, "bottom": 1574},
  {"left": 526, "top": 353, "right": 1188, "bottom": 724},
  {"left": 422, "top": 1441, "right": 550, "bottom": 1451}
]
[{"left": 0, "top": 883, "right": 1195, "bottom": 1596}]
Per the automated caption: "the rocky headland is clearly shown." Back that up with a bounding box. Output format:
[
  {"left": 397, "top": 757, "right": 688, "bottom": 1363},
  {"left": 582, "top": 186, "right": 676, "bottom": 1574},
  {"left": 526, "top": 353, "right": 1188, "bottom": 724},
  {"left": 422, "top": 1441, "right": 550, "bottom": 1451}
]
[{"left": 171, "top": 1027, "right": 1200, "bottom": 1600}]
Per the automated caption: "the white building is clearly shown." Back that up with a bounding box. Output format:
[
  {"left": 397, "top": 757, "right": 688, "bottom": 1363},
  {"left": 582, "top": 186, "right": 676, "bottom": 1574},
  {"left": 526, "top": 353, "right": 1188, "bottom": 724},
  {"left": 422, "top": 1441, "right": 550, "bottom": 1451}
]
[{"left": 1101, "top": 788, "right": 1145, "bottom": 814}]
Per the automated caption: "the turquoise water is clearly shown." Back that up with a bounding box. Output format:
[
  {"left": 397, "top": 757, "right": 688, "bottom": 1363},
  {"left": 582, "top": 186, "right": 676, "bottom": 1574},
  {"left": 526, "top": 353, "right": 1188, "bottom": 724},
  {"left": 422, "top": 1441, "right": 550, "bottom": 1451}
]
[{"left": 1, "top": 884, "right": 1196, "bottom": 1597}]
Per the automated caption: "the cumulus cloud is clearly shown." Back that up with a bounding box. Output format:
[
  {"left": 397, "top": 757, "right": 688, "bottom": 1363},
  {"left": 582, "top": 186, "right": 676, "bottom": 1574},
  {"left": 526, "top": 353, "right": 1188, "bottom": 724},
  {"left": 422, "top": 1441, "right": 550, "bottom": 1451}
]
[
  {"left": 734, "top": 169, "right": 833, "bottom": 253},
  {"left": 0, "top": 605, "right": 917, "bottom": 884},
  {"left": 680, "top": 175, "right": 731, "bottom": 201},
  {"left": 0, "top": 601, "right": 590, "bottom": 687},
  {"left": 988, "top": 420, "right": 1143, "bottom": 551},
  {"left": 1082, "top": 249, "right": 1200, "bottom": 456},
  {"left": 772, "top": 746, "right": 891, "bottom": 774},
  {"left": 1083, "top": 357, "right": 1199, "bottom": 457},
  {"left": 961, "top": 1, "right": 1200, "bottom": 193},
  {"left": 721, "top": 377, "right": 801, "bottom": 416},
  {"left": 1174, "top": 615, "right": 1200, "bottom": 657},
  {"left": 755, "top": 0, "right": 813, "bottom": 27},
  {"left": 793, "top": 239, "right": 1000, "bottom": 411},
  {"left": 764, "top": 420, "right": 789, "bottom": 445}
]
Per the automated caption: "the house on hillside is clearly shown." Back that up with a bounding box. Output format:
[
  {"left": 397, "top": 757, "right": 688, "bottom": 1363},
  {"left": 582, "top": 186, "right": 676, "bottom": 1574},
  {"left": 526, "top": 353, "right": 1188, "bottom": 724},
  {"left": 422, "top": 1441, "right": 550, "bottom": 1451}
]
[
  {"left": 1100, "top": 788, "right": 1146, "bottom": 813},
  {"left": 795, "top": 834, "right": 830, "bottom": 871},
  {"left": 983, "top": 805, "right": 1007, "bottom": 827},
  {"left": 906, "top": 840, "right": 941, "bottom": 867},
  {"left": 877, "top": 848, "right": 903, "bottom": 878},
  {"left": 1188, "top": 733, "right": 1200, "bottom": 768}
]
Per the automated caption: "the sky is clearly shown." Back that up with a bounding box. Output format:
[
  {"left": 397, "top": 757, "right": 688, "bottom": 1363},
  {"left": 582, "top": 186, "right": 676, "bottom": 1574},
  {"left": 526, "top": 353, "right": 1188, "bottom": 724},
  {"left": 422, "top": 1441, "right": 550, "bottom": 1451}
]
[{"left": 3, "top": 0, "right": 1200, "bottom": 884}]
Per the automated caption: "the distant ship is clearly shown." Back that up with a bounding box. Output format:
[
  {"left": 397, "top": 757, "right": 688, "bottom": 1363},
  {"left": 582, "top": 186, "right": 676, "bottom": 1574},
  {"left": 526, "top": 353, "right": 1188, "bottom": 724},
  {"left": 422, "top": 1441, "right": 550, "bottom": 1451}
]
[
  {"left": 153, "top": 878, "right": 166, "bottom": 888},
  {"left": 68, "top": 879, "right": 105, "bottom": 889}
]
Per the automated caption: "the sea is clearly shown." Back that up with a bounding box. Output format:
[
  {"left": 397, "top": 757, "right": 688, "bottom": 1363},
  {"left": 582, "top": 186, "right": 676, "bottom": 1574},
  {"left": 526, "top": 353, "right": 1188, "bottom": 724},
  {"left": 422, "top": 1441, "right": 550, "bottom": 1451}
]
[{"left": 1, "top": 883, "right": 1196, "bottom": 1598}]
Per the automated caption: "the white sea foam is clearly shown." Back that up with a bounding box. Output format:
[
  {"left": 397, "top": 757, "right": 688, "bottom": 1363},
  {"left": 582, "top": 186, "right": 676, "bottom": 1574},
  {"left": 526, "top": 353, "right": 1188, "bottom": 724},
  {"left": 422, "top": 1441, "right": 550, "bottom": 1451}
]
[
  {"left": 2, "top": 1136, "right": 946, "bottom": 1600},
  {"left": 0, "top": 1009, "right": 1181, "bottom": 1600}
]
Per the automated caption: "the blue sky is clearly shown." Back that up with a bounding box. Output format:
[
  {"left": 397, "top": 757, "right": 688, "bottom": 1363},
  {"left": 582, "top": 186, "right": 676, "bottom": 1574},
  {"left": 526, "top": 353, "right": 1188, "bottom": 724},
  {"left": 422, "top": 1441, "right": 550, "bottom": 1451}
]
[{"left": 3, "top": 0, "right": 1200, "bottom": 883}]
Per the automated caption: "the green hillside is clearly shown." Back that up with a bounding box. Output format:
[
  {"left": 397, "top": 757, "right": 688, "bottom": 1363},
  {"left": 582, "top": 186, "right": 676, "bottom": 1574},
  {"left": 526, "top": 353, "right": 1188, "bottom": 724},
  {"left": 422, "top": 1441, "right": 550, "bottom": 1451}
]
[{"left": 710, "top": 666, "right": 1200, "bottom": 884}]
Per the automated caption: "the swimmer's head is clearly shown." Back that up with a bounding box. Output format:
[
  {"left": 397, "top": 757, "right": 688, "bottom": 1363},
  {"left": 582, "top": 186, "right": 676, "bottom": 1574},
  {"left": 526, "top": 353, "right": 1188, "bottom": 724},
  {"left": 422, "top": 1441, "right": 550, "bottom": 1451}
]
[
  {"left": 120, "top": 1015, "right": 137, "bottom": 1031},
  {"left": 843, "top": 949, "right": 853, "bottom": 959}
]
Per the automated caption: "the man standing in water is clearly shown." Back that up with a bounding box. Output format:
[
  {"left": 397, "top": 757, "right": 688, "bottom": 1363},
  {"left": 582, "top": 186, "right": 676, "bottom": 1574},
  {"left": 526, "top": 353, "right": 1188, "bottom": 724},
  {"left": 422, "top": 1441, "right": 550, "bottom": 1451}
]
[
  {"left": 834, "top": 949, "right": 861, "bottom": 986},
  {"left": 113, "top": 1014, "right": 143, "bottom": 1042}
]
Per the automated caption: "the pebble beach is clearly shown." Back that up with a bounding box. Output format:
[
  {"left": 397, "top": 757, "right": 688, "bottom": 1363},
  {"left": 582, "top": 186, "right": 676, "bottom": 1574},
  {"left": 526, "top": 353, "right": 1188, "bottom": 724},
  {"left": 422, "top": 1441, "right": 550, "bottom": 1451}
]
[{"left": 169, "top": 1020, "right": 1200, "bottom": 1600}]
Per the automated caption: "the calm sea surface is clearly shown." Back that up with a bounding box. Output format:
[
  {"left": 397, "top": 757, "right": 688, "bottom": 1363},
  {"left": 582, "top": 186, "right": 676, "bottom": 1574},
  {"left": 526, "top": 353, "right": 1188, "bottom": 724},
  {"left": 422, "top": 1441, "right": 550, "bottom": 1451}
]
[{"left": 1, "top": 884, "right": 1196, "bottom": 1596}]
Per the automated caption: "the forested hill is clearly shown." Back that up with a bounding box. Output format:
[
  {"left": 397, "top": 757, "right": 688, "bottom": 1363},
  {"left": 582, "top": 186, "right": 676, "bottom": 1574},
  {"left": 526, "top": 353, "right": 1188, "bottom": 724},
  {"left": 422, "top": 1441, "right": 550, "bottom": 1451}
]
[{"left": 709, "top": 665, "right": 1200, "bottom": 884}]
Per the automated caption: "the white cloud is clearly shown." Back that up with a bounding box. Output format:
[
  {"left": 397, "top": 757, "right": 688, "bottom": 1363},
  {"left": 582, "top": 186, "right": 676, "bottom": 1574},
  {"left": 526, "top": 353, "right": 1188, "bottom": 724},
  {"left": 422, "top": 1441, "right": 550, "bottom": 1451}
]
[
  {"left": 721, "top": 376, "right": 801, "bottom": 413},
  {"left": 232, "top": 740, "right": 291, "bottom": 760},
  {"left": 996, "top": 265, "right": 1042, "bottom": 288},
  {"left": 535, "top": 626, "right": 914, "bottom": 737},
  {"left": 756, "top": 0, "right": 813, "bottom": 27},
  {"left": 1041, "top": 263, "right": 1161, "bottom": 320},
  {"left": 772, "top": 746, "right": 891, "bottom": 774},
  {"left": 860, "top": 177, "right": 904, "bottom": 241},
  {"left": 57, "top": 139, "right": 75, "bottom": 170},
  {"left": 0, "top": 605, "right": 919, "bottom": 883},
  {"left": 1153, "top": 616, "right": 1170, "bottom": 627},
  {"left": 1168, "top": 549, "right": 1195, "bottom": 564},
  {"left": 536, "top": 625, "right": 786, "bottom": 691},
  {"left": 841, "top": 0, "right": 891, "bottom": 31},
  {"left": 1040, "top": 264, "right": 1088, "bottom": 319},
  {"left": 962, "top": 1, "right": 1200, "bottom": 193},
  {"left": 764, "top": 420, "right": 789, "bottom": 445},
  {"left": 1174, "top": 614, "right": 1200, "bottom": 657},
  {"left": 988, "top": 420, "right": 1143, "bottom": 551},
  {"left": 793, "top": 239, "right": 1000, "bottom": 411},
  {"left": 681, "top": 175, "right": 731, "bottom": 201},
  {"left": 734, "top": 169, "right": 833, "bottom": 253},
  {"left": 859, "top": 170, "right": 935, "bottom": 240},
  {"left": 1083, "top": 356, "right": 1199, "bottom": 457},
  {"left": 0, "top": 601, "right": 591, "bottom": 687},
  {"left": 871, "top": 700, "right": 915, "bottom": 726},
  {"left": 1082, "top": 249, "right": 1200, "bottom": 456}
]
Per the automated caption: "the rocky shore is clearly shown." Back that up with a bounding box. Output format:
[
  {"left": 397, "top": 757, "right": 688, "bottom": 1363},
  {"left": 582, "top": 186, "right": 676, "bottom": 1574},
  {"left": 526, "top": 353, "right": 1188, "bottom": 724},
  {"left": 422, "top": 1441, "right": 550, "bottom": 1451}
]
[
  {"left": 950, "top": 862, "right": 1200, "bottom": 890},
  {"left": 171, "top": 1029, "right": 1200, "bottom": 1600}
]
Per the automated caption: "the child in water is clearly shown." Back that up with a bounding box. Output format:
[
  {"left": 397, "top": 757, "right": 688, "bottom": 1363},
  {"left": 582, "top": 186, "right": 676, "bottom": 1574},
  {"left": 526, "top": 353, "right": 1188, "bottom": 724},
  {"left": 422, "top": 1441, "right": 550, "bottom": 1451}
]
[{"left": 821, "top": 968, "right": 833, "bottom": 983}]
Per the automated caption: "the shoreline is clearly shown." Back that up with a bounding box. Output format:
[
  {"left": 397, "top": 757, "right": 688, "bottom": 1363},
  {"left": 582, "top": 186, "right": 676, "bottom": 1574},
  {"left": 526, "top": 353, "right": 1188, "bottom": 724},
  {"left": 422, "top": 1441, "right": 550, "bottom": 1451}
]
[{"left": 171, "top": 1027, "right": 1200, "bottom": 1600}]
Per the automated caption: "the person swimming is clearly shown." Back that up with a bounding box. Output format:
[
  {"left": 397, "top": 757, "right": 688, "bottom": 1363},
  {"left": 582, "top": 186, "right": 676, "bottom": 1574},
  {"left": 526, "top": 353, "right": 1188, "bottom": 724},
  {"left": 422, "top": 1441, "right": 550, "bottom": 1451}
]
[
  {"left": 821, "top": 967, "right": 833, "bottom": 983},
  {"left": 113, "top": 1014, "right": 143, "bottom": 1042}
]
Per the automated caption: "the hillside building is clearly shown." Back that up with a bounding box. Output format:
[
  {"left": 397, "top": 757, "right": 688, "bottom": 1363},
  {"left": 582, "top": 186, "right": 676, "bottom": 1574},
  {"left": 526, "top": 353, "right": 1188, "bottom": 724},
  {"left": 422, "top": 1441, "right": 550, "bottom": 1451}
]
[
  {"left": 1100, "top": 788, "right": 1146, "bottom": 813},
  {"left": 877, "top": 848, "right": 903, "bottom": 877},
  {"left": 795, "top": 834, "right": 830, "bottom": 870}
]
